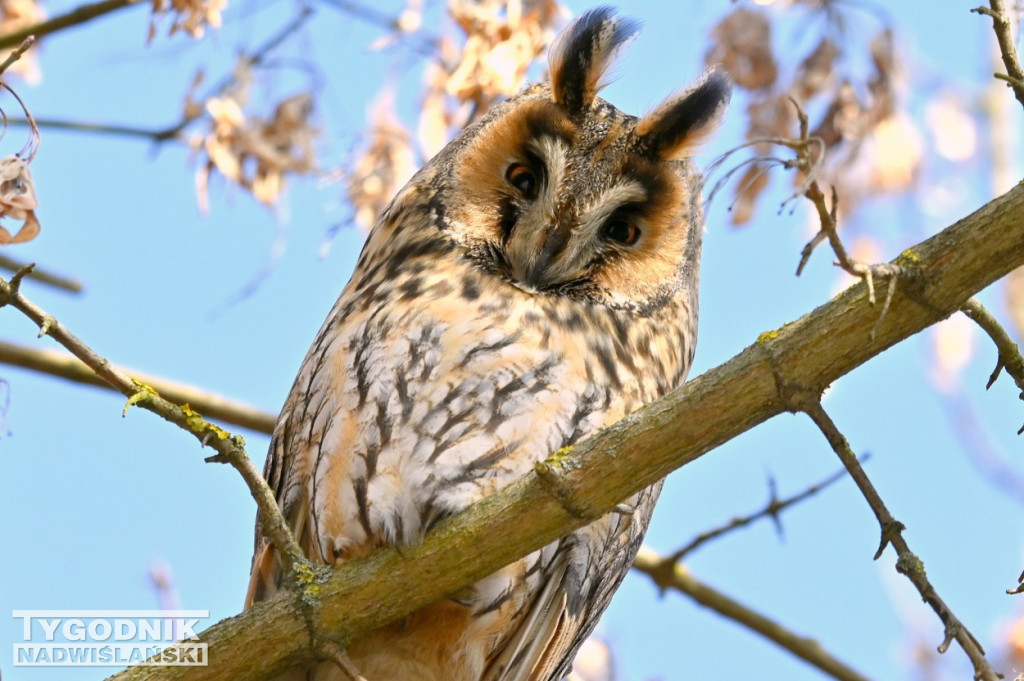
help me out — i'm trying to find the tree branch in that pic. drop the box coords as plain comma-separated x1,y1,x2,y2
150,6,316,143
0,254,82,294
633,548,875,681
94,181,1024,681
664,458,864,564
2,8,317,145
5,116,185,142
961,297,1024,433
0,0,141,52
0,267,303,579
0,339,276,433
974,1,1024,110
793,399,998,679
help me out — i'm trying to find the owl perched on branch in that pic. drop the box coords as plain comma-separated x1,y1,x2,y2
247,6,730,680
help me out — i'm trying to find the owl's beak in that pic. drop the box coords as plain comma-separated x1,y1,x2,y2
513,222,583,293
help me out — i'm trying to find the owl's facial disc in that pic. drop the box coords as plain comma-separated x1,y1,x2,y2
444,42,730,308
501,140,652,293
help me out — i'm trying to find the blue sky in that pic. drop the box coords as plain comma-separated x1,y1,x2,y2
1,1,1022,680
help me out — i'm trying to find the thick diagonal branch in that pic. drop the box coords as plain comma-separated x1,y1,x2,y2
96,178,1024,681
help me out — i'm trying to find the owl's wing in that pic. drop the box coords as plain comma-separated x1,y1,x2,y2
244,366,336,608
486,485,660,681
244,418,310,608
485,552,572,681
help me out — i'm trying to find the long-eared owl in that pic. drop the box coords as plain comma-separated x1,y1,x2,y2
247,7,731,680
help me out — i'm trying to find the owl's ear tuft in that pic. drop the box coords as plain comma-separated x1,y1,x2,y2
549,7,640,114
633,66,732,160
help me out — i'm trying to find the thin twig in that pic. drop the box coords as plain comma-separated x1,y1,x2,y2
5,116,184,141
0,36,35,76
151,6,316,143
793,395,1000,681
665,458,866,563
4,7,316,146
961,297,1024,434
0,268,302,576
633,548,875,681
0,339,276,433
973,2,1024,110
0,0,141,52
784,101,904,336
0,254,82,293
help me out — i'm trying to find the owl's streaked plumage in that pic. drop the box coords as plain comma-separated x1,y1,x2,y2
246,7,730,680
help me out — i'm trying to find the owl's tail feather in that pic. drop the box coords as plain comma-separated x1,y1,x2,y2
245,540,281,608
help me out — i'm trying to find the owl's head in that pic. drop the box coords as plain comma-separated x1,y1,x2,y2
407,7,731,313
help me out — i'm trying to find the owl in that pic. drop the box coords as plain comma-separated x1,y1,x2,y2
246,7,730,681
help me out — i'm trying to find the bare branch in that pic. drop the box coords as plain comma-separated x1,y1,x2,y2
0,254,82,293
633,548,875,681
5,116,185,141
0,339,276,433
0,0,141,52
151,6,316,143
0,267,302,576
961,297,1024,433
1,8,318,146
773,101,905,338
99,179,1024,681
0,36,35,75
793,397,998,680
973,2,1024,110
663,460,864,564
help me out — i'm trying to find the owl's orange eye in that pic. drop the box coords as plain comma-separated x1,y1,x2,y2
605,218,641,246
505,163,539,200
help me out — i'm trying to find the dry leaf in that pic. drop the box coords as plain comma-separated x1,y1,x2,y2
867,29,896,122
347,93,417,231
149,0,227,42
811,81,866,149
706,7,777,90
794,38,837,101
747,95,797,142
0,154,39,244
445,0,562,111
194,88,317,211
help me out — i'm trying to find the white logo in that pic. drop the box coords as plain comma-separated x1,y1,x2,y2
13,610,209,667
